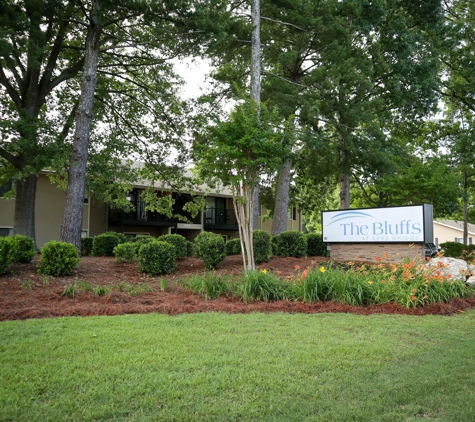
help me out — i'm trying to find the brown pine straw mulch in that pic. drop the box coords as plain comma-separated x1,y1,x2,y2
1,255,475,321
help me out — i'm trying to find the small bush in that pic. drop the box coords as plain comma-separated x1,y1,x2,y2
253,230,272,264
194,232,226,270
131,236,154,254
81,237,94,256
9,235,36,263
440,241,475,260
304,233,328,257
138,241,176,275
272,231,307,258
92,233,124,256
113,242,136,263
159,234,188,259
226,238,241,256
0,237,14,275
38,241,79,276
186,240,194,257
105,231,127,244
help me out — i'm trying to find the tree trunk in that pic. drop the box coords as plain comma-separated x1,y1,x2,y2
252,185,259,230
339,173,350,210
61,1,102,251
463,170,468,244
13,174,37,240
271,158,292,235
234,181,255,271
250,0,261,230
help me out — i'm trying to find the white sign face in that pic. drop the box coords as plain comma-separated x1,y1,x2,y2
322,206,427,243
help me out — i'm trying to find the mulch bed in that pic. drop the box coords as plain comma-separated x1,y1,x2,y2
1,255,475,321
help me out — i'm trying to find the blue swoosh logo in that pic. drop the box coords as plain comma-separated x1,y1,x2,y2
327,211,373,225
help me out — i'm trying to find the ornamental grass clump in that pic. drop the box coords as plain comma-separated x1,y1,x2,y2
281,256,473,309
138,241,176,275
38,241,79,276
184,272,231,299
242,269,287,302
194,231,226,270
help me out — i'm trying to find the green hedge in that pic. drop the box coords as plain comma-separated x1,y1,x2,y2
0,237,14,275
138,241,176,275
38,241,79,276
81,237,94,256
253,230,272,264
113,242,136,263
159,234,188,259
304,233,328,257
272,231,307,258
10,235,36,263
194,232,226,270
130,236,154,254
92,232,125,256
226,238,241,256
440,242,475,260
186,240,195,257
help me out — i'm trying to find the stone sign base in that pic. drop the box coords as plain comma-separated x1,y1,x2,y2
329,243,425,263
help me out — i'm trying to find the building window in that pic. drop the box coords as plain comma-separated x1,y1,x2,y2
0,227,13,237
0,180,12,198
287,207,296,221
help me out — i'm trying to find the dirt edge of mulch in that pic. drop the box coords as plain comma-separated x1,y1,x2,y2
1,255,475,321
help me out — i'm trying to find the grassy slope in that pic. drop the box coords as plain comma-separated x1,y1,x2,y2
1,311,475,421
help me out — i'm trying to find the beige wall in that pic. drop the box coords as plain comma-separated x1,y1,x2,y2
330,243,425,263
257,206,302,233
0,174,89,248
0,193,15,229
433,223,474,246
89,197,108,236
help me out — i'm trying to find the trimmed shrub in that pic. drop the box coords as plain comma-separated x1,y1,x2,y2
226,238,241,256
439,242,466,259
38,241,79,276
0,237,14,275
159,234,188,259
138,241,176,275
81,237,94,256
253,230,272,264
92,232,124,256
304,232,328,257
131,236,154,254
272,230,307,258
186,240,194,257
10,235,36,263
194,231,226,270
113,242,136,263
105,231,127,244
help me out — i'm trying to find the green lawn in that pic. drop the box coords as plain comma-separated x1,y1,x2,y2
1,311,475,421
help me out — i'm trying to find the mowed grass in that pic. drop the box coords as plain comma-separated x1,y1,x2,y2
1,311,475,421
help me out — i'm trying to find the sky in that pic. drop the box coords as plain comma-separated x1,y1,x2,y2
174,58,213,100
